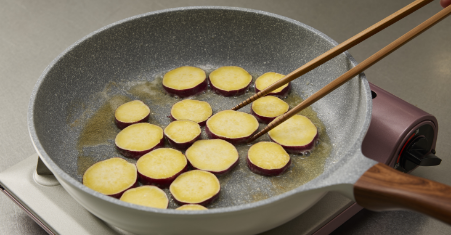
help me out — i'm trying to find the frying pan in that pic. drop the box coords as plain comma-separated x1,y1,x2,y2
28,6,451,235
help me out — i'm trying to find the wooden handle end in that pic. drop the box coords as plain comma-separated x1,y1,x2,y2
354,163,451,224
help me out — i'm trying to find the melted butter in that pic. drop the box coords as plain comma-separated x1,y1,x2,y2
77,95,130,150
251,190,269,202
66,100,86,128
77,156,96,175
128,77,166,101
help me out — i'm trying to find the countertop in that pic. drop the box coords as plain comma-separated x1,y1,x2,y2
1,0,451,234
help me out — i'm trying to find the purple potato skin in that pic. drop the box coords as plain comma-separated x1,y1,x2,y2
138,164,188,188
205,125,257,145
101,178,138,199
250,108,282,124
116,138,165,160
255,82,291,99
165,133,201,150
169,114,208,126
171,189,220,207
163,79,208,98
246,156,291,176
270,133,318,154
115,114,150,130
208,77,251,97
188,157,239,176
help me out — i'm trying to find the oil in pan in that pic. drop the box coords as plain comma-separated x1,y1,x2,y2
73,68,332,209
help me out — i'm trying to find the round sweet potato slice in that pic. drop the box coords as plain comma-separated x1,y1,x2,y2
185,139,239,175
209,66,252,97
251,96,289,124
164,120,201,150
162,66,207,97
83,158,137,198
115,123,164,159
175,204,208,210
114,100,150,129
170,170,220,206
206,110,259,144
170,99,212,126
247,142,291,176
255,72,290,98
120,186,169,209
268,115,318,154
137,148,188,188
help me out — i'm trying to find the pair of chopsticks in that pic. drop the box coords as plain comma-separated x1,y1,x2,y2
233,0,451,143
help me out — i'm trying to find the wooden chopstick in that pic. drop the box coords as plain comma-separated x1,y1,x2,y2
248,4,451,143
232,0,433,111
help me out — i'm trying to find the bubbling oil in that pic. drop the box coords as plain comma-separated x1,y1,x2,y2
76,69,332,208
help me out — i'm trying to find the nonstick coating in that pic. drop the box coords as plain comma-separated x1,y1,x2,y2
29,6,372,216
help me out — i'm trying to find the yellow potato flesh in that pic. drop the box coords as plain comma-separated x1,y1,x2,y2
115,100,150,123
209,66,252,91
164,120,201,143
115,123,163,151
186,139,238,172
120,186,168,209
137,148,187,179
255,72,288,93
163,66,206,90
176,204,208,210
171,99,212,123
252,96,289,117
268,115,317,146
83,158,136,195
207,110,258,138
170,170,220,204
248,142,290,169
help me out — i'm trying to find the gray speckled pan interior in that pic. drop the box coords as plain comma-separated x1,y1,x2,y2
29,7,372,212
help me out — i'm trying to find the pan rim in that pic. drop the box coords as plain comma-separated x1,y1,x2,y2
27,6,372,215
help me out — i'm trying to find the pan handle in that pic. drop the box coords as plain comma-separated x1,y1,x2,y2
354,163,451,224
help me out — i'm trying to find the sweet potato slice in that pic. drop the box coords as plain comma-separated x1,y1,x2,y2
120,186,169,209
185,139,239,175
114,100,150,129
137,148,188,188
175,204,208,210
268,115,318,154
247,142,291,176
115,123,164,159
209,66,252,97
170,99,212,126
251,96,289,124
206,110,259,144
83,158,137,198
164,120,201,150
255,72,290,98
170,170,220,206
162,66,207,97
